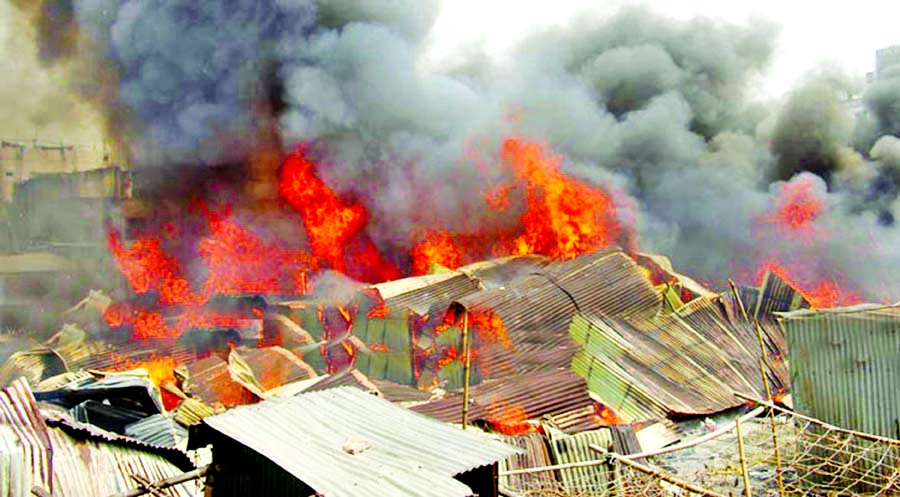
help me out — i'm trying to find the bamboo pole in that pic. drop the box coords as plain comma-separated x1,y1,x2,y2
500,458,611,476
729,279,785,496
109,465,208,497
736,418,753,497
461,310,471,430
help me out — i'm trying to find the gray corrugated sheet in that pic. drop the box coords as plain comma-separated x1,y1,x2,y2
546,426,614,494
412,370,593,426
755,271,810,322
198,387,520,497
42,409,193,468
125,414,188,448
779,304,900,439
498,432,556,494
459,255,552,290
0,379,198,497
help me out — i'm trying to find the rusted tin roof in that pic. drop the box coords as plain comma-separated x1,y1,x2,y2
453,248,662,382
194,387,520,497
570,298,775,421
412,370,593,426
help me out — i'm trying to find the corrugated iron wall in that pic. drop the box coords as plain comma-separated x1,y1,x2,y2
781,308,900,439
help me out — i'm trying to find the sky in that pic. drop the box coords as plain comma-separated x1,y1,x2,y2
427,0,900,98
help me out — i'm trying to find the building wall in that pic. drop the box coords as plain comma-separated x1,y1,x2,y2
455,463,499,497
782,310,900,439
207,435,316,497
876,45,900,80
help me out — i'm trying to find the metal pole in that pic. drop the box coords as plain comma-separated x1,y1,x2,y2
736,418,753,497
461,310,471,429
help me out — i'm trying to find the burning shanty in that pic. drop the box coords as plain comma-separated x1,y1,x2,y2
4,1,900,496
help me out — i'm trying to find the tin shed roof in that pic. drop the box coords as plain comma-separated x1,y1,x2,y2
197,386,521,497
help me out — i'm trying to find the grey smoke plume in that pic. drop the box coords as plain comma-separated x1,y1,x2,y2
17,1,900,300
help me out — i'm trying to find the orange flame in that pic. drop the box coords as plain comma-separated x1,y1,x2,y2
750,175,860,308
495,137,621,259
763,175,825,237
757,260,862,309
199,206,316,296
411,231,462,275
367,300,390,319
279,148,400,282
105,353,176,388
486,400,534,435
468,310,511,348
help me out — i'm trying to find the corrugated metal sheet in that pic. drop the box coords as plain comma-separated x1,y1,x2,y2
0,379,52,493
455,248,662,382
547,427,614,494
779,304,900,439
459,255,552,290
125,414,188,448
412,370,593,426
570,302,771,421
230,346,317,393
543,406,606,434
302,368,381,396
0,379,198,497
755,271,810,322
182,356,255,408
369,378,434,403
199,387,520,497
374,272,482,316
498,432,557,494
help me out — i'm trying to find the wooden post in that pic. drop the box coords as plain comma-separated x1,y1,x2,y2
736,418,753,497
461,310,471,430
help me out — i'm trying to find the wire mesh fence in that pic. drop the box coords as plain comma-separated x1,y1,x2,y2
500,399,900,496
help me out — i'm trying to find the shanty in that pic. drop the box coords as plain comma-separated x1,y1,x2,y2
4,2,900,497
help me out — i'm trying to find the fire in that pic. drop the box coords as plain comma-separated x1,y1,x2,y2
411,231,462,275
757,260,862,309
597,404,622,425
468,310,511,348
107,230,196,306
105,353,177,391
495,137,621,260
749,174,860,308
763,175,825,237
367,300,390,319
485,400,534,435
279,148,400,282
199,206,316,296
409,137,625,272
436,346,460,369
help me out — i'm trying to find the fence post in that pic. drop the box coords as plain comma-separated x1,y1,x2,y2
736,418,752,497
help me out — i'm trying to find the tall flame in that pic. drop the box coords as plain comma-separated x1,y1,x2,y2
279,148,400,282
751,175,860,308
411,137,624,270
497,137,621,259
